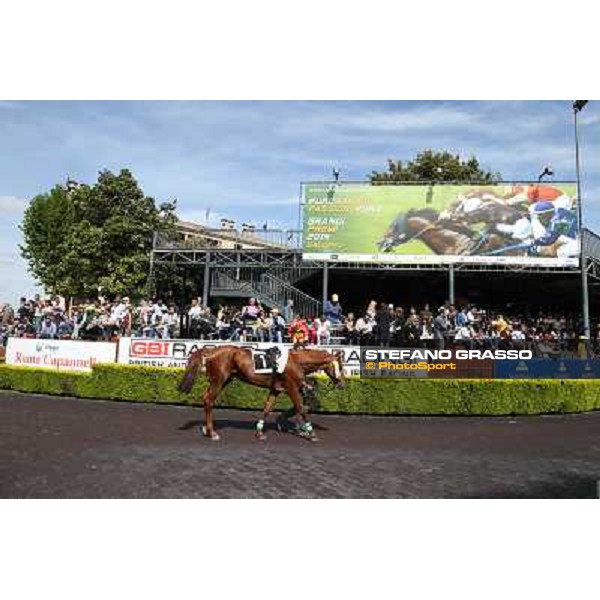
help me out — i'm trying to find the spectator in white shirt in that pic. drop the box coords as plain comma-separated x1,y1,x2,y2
454,323,474,349
188,299,203,337
355,314,375,344
466,307,476,324
188,299,203,321
151,300,167,325
511,327,526,341
111,298,128,324
152,299,167,318
163,306,179,338
316,315,331,345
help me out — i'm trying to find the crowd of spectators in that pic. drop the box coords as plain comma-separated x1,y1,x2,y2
329,299,595,358
0,294,182,345
1,292,597,359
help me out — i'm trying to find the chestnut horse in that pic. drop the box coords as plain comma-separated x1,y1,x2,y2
178,345,345,441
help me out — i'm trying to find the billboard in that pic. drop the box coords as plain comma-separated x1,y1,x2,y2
302,182,579,266
117,338,362,376
6,338,117,372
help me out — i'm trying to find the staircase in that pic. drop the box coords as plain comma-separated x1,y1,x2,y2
210,270,322,317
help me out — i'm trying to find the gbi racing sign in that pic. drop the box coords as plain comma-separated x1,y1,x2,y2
117,338,362,375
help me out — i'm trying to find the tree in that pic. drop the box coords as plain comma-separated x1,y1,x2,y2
20,169,177,300
369,150,502,184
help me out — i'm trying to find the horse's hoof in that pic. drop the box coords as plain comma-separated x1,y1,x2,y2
202,426,220,441
297,430,318,442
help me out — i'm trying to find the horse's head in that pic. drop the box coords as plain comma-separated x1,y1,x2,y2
377,208,439,252
378,213,409,251
324,350,346,389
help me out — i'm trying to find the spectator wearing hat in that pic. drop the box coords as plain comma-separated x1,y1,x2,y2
270,308,286,343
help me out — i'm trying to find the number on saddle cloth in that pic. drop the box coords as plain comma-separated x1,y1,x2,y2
252,350,271,374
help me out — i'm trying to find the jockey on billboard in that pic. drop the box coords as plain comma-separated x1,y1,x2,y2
528,201,579,257
506,184,573,211
491,201,579,258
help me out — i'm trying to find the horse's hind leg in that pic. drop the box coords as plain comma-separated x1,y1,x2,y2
202,381,223,441
256,390,281,441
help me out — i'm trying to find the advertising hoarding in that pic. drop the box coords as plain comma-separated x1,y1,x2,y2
6,338,117,372
117,338,363,376
302,182,579,266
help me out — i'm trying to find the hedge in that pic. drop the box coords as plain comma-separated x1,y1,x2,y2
1,363,600,416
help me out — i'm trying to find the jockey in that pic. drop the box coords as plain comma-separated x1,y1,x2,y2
494,214,533,241
529,201,579,257
265,343,315,402
266,345,289,375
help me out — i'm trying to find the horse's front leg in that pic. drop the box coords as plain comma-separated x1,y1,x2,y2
283,378,318,442
256,389,280,441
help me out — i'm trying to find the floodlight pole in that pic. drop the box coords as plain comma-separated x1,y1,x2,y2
203,251,211,308
574,104,590,338
322,262,329,314
449,263,455,305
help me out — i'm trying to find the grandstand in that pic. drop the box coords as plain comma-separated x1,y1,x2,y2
150,183,600,320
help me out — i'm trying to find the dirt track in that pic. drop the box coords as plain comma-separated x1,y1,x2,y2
2,391,600,498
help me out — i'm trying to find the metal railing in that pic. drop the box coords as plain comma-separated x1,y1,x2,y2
255,273,322,318
264,265,321,285
155,229,303,251
211,272,254,294
210,271,322,317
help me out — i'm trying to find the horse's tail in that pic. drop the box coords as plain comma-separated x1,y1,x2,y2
178,349,206,394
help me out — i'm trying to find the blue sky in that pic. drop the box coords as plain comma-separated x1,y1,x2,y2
1,100,598,305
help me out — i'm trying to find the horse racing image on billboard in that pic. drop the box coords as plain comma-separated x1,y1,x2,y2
302,182,579,266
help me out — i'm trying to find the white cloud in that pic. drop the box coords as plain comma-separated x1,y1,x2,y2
0,195,28,213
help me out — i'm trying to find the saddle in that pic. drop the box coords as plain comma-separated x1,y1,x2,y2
252,347,281,374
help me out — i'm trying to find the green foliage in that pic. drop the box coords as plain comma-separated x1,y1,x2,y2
369,150,502,185
2,364,600,416
19,186,75,295
19,169,177,299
